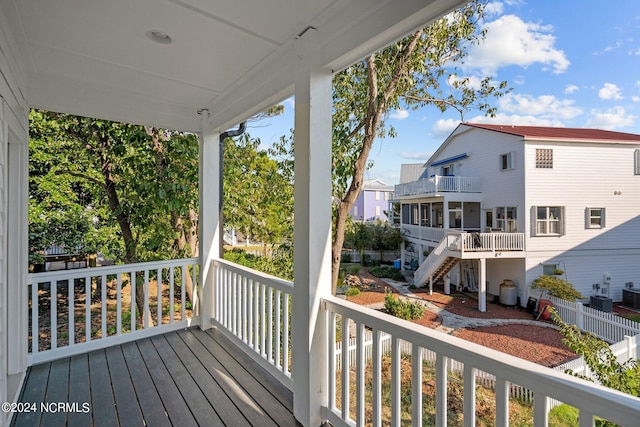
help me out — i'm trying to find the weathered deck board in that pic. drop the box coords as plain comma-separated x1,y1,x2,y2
11,327,298,426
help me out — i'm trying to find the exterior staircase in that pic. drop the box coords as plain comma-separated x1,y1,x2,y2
412,233,462,288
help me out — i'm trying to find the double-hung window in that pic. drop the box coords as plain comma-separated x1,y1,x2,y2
496,207,517,232
586,207,605,229
533,206,564,236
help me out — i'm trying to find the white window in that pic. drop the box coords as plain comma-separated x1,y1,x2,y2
496,207,517,232
384,191,389,201
586,207,605,229
536,149,553,168
543,264,560,276
500,152,514,170
533,206,564,236
441,164,454,175
635,149,640,175
353,206,358,217
375,206,381,217
375,190,380,201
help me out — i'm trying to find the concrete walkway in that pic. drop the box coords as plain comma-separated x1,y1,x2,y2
380,278,557,334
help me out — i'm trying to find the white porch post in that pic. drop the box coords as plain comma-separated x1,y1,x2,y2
478,258,487,312
198,110,221,330
292,28,332,427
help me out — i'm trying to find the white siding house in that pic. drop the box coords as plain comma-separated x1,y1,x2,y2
396,123,640,310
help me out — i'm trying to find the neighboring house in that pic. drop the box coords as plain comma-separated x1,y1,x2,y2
395,123,640,311
349,179,394,222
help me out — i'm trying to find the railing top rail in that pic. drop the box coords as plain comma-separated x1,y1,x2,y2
323,295,640,425
27,257,199,282
213,258,294,292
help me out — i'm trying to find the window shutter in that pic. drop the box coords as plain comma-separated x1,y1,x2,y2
560,207,566,235
635,149,640,175
531,206,537,237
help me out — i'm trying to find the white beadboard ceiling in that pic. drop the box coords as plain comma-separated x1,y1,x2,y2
2,0,466,131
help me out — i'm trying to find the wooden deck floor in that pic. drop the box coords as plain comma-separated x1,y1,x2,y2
11,328,299,426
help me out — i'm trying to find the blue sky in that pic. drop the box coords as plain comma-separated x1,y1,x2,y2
244,0,640,184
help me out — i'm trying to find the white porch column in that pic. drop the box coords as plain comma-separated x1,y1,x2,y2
292,28,332,427
478,258,487,312
198,110,221,330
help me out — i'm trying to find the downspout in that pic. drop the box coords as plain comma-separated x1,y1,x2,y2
219,122,247,255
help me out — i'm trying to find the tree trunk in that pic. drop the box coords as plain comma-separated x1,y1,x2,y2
97,136,153,327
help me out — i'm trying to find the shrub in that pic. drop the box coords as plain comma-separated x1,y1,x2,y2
384,294,425,321
345,287,361,297
347,264,361,275
341,253,352,263
531,275,582,301
369,265,405,281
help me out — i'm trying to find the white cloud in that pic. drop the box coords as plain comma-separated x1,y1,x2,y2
585,106,635,129
432,119,461,138
467,113,565,127
498,93,583,120
598,83,623,100
564,84,579,94
389,109,409,120
485,2,504,16
464,15,570,74
632,96,640,102
399,151,432,160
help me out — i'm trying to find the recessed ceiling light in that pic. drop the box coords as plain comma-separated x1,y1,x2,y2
146,30,172,44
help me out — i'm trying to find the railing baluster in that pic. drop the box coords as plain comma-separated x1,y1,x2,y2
253,280,259,352
533,392,549,427
463,365,476,427
435,354,448,427
68,278,74,346
130,271,136,332
391,336,400,426
260,283,266,357
411,343,422,426
157,268,162,326
168,267,174,324
283,292,289,375
267,286,274,362
31,282,38,354
328,311,337,410
275,289,281,369
86,276,92,341
117,273,122,335
51,280,57,350
143,270,149,329
101,274,107,338
181,265,186,321
341,316,350,421
372,328,381,427
356,323,365,427
495,375,509,427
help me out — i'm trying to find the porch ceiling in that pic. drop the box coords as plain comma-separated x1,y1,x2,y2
2,0,466,132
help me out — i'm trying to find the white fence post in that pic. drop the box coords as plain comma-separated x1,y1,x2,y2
576,301,583,331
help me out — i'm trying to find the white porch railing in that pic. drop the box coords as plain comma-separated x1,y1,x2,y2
461,231,525,252
394,175,481,197
27,258,198,365
211,258,293,389
322,296,640,427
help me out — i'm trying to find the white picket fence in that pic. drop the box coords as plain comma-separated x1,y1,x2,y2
549,295,640,343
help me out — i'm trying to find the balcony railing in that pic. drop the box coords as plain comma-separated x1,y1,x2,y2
322,296,640,427
395,175,481,197
27,258,198,365
211,258,294,389
24,258,640,425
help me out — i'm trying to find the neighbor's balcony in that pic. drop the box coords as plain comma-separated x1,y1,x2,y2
18,258,640,426
394,175,481,198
